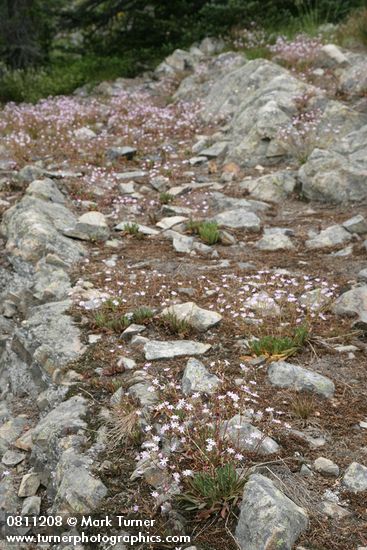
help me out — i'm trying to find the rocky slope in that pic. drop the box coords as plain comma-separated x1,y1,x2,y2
0,36,367,550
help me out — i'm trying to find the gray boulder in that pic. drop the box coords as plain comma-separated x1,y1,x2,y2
52,448,107,514
332,286,367,325
256,232,294,251
64,211,110,241
31,396,88,467
240,171,296,203
213,209,261,231
182,358,220,395
305,224,352,249
1,193,85,264
268,361,335,398
299,124,367,203
235,474,308,550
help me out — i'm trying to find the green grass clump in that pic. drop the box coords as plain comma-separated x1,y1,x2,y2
249,325,309,359
159,192,174,204
198,221,220,245
160,312,193,336
92,311,131,333
177,463,246,516
132,306,154,324
187,219,220,245
123,222,144,239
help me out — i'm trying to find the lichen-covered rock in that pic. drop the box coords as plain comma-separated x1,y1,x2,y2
1,190,85,264
268,361,335,398
182,358,220,395
31,396,88,467
225,415,280,455
235,474,308,550
343,462,367,493
332,286,367,325
5,300,84,395
52,448,107,514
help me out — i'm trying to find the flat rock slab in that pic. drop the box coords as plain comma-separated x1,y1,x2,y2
213,209,261,231
156,216,188,230
235,474,308,550
268,361,335,398
225,415,280,455
182,358,220,395
343,462,367,493
144,340,211,360
161,301,222,331
115,221,159,235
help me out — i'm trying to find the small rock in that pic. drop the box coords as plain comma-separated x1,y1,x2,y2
300,464,313,477
107,146,137,161
18,473,41,497
313,457,339,477
115,221,159,235
219,229,236,245
150,175,169,191
342,214,367,234
343,462,367,493
199,141,228,158
88,334,102,344
74,127,96,140
319,501,351,520
182,358,220,395
116,170,146,181
128,383,158,407
156,216,188,230
120,324,146,341
119,182,135,194
117,357,136,370
167,231,194,253
21,496,41,515
226,415,280,455
161,301,222,331
332,286,367,325
189,156,207,165
317,44,349,68
2,450,26,467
